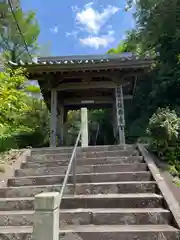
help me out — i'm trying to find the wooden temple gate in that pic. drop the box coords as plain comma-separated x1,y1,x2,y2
9,54,153,147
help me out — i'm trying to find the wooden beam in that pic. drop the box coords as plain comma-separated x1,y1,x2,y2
63,95,133,106
57,71,113,79
40,70,142,81
57,80,130,91
30,68,145,82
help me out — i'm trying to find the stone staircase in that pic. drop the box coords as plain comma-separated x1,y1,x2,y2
0,145,179,239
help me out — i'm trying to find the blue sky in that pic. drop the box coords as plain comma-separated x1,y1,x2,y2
21,0,135,56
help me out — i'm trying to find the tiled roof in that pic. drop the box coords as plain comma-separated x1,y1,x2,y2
8,53,153,67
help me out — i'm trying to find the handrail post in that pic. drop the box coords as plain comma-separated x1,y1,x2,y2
33,192,59,240
72,150,76,194
81,107,88,147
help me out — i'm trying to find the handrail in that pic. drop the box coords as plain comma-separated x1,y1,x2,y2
59,129,81,206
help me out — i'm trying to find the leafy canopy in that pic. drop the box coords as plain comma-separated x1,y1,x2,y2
0,68,31,126
0,6,40,61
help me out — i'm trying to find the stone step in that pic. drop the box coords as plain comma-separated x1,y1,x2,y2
0,225,178,240
0,208,171,226
8,171,152,187
16,163,148,177
59,208,171,225
60,225,179,240
0,194,163,210
61,193,163,209
22,156,144,168
0,181,157,197
31,145,135,155
28,149,139,161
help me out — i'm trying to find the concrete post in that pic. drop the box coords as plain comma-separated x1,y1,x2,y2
33,192,60,240
50,90,57,147
81,107,88,147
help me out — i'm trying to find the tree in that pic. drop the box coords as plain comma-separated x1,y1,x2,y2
0,67,49,151
0,6,40,61
125,0,180,61
0,68,30,125
106,0,180,139
130,0,180,107
107,31,142,54
107,41,131,54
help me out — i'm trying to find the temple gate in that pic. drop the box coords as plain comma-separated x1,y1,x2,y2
9,53,153,147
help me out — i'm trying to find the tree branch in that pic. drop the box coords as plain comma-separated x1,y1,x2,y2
0,33,12,51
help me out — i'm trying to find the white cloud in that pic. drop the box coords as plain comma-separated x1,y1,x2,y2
66,31,78,39
72,5,79,13
67,3,120,49
85,2,94,8
108,30,115,35
50,26,59,34
80,30,115,49
75,3,120,34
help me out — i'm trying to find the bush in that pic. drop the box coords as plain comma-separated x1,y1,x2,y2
147,108,180,178
0,117,49,152
0,68,50,152
147,107,180,152
0,134,18,152
169,165,179,177
164,146,180,163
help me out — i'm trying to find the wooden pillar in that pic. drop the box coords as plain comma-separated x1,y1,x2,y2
115,85,126,146
63,109,68,146
112,102,117,139
59,104,64,145
50,90,57,147
57,104,64,146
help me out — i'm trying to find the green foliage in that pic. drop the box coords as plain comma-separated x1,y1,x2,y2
0,5,51,152
0,68,31,125
0,7,40,61
166,147,180,178
173,177,180,187
147,107,180,177
107,0,180,141
165,146,180,164
147,107,180,149
169,165,179,177
125,0,180,58
24,84,41,94
88,109,114,145
64,109,114,146
0,67,49,152
107,40,136,54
